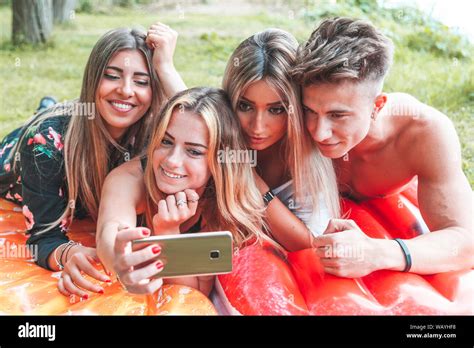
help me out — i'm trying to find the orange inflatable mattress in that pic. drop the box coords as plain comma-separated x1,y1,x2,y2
0,199,216,315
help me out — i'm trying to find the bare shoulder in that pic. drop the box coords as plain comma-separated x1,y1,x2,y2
387,93,461,176
387,92,449,125
104,157,146,197
103,157,146,213
107,157,144,182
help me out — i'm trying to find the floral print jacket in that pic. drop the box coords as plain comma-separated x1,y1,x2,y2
0,115,87,270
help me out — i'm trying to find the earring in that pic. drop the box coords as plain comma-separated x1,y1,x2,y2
371,106,377,120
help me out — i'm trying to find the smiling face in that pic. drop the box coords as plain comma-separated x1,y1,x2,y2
302,80,376,158
236,79,288,151
152,109,211,195
96,49,152,140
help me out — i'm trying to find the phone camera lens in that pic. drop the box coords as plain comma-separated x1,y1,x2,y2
210,250,220,259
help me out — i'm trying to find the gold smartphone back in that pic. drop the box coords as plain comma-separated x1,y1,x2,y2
132,231,233,278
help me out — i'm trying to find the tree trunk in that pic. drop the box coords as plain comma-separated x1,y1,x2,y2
12,0,53,45
53,0,76,23
113,0,133,7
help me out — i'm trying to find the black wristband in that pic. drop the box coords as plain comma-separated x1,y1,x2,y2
394,238,412,272
262,190,275,206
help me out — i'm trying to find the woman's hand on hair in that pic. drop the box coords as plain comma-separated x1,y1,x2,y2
312,219,382,278
57,245,112,299
113,226,164,294
146,22,178,72
146,22,187,97
152,189,200,235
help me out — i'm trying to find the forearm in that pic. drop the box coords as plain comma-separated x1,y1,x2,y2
164,276,199,291
377,226,474,274
47,242,86,272
264,199,314,251
47,242,72,271
96,221,121,274
156,64,187,98
254,175,313,251
164,275,214,296
47,249,60,271
27,232,69,271
198,276,215,296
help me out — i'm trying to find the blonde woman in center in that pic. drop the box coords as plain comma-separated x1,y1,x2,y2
96,87,272,295
222,29,340,250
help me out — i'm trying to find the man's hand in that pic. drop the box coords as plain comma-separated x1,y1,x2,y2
313,218,383,278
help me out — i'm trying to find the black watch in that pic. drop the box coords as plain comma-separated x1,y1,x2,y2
262,190,275,206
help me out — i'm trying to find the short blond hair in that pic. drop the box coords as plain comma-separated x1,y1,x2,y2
292,17,394,85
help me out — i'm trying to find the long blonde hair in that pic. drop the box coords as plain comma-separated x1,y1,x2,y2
12,28,164,233
143,87,271,247
222,28,340,219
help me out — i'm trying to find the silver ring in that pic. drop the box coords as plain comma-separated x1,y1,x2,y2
176,199,187,207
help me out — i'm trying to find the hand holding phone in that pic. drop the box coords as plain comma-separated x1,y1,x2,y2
132,231,233,278
113,226,164,295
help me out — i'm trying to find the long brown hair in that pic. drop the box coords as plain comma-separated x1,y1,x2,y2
13,28,164,233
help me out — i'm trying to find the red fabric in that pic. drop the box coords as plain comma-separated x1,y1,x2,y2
218,243,309,315
219,182,474,315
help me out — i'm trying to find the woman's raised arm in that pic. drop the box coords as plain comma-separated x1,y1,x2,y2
96,158,146,273
146,22,187,98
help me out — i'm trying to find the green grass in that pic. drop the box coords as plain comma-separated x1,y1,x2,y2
0,2,473,186
387,50,474,184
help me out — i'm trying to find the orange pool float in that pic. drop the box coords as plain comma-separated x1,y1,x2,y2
0,200,216,315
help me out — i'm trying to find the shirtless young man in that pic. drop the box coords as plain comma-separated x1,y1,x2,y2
291,17,473,278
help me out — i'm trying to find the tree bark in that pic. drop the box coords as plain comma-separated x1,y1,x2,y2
53,0,76,23
113,0,133,7
12,0,53,45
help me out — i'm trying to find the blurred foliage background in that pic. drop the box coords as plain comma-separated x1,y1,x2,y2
0,0,472,186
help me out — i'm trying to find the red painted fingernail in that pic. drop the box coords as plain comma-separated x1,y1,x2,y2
98,289,104,294
152,246,161,254
105,279,112,283
156,261,164,270
82,294,89,300
142,229,150,236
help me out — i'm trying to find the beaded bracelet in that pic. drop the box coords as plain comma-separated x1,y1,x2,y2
58,242,73,268
63,241,81,266
53,243,68,270
56,241,80,269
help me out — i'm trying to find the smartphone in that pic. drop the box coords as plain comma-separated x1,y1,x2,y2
132,231,233,278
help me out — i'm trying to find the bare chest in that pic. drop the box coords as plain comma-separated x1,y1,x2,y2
335,149,415,200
